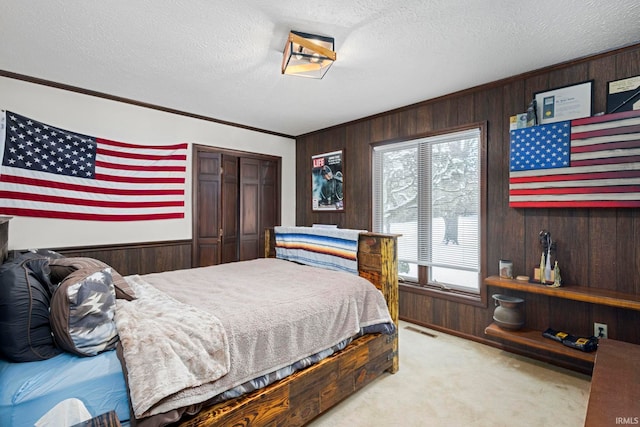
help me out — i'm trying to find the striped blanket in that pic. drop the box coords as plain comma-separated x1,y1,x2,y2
274,226,363,274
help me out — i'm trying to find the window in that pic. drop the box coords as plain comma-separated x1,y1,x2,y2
372,125,484,293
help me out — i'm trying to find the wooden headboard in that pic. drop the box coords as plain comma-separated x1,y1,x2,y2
0,217,10,263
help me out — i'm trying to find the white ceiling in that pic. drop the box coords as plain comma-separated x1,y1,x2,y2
1,1,639,137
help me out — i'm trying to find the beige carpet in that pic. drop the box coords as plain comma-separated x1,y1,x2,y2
308,321,591,427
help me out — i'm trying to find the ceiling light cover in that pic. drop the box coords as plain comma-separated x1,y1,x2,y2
282,31,336,79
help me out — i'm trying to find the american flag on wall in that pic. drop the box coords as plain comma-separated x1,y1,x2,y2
0,110,188,221
509,109,640,208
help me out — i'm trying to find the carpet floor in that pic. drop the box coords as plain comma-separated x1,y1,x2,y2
307,321,591,427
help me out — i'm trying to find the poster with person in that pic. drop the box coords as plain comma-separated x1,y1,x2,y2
311,150,344,211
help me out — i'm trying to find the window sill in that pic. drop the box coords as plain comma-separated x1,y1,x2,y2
400,282,487,308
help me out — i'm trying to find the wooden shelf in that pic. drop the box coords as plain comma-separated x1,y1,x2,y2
483,275,640,369
484,275,640,311
484,323,596,363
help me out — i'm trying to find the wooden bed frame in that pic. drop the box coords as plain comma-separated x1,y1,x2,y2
176,228,399,427
0,219,398,427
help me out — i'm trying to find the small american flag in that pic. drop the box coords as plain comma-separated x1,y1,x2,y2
509,109,640,208
0,110,187,221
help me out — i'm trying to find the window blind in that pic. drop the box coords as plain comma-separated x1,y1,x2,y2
373,128,481,281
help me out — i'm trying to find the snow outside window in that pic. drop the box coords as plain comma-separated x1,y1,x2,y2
372,127,482,292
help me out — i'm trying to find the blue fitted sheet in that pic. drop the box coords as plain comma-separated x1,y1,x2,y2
0,350,130,427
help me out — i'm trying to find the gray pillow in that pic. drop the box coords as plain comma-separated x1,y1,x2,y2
50,267,119,357
48,257,136,301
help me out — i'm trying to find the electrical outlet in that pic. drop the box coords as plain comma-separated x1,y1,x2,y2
594,322,608,339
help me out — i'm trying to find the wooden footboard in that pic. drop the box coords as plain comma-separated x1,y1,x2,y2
179,332,395,426
356,232,399,373
174,228,399,426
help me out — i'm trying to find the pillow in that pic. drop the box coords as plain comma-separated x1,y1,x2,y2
48,257,136,301
0,253,62,362
28,248,66,259
50,267,119,357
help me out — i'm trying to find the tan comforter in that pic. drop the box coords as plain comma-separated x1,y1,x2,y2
117,258,393,420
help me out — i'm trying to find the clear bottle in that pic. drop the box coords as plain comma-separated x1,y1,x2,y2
544,248,552,282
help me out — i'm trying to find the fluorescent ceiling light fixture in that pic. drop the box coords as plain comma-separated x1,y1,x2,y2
282,31,336,79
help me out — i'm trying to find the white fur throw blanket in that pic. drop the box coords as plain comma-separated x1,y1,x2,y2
115,276,230,418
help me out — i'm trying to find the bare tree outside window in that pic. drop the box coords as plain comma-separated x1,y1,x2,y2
432,138,479,246
373,127,482,292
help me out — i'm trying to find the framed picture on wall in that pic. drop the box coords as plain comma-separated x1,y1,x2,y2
534,80,593,124
312,149,344,211
606,75,640,113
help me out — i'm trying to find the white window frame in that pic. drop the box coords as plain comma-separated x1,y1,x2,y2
372,124,486,296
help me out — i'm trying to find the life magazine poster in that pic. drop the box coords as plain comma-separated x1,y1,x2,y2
312,150,344,211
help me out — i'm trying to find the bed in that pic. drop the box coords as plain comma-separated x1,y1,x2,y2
0,220,399,426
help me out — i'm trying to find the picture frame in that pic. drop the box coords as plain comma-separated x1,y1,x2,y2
311,149,344,211
606,75,640,113
534,80,593,124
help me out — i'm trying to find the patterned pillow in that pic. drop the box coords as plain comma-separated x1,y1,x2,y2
48,257,136,300
50,267,119,357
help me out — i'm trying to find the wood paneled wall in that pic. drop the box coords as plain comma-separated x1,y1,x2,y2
54,240,192,276
295,43,640,365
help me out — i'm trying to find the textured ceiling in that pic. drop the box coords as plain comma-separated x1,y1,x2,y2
1,1,639,136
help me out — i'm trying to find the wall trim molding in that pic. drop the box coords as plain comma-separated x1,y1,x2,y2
0,70,294,140
52,238,191,253
298,41,640,138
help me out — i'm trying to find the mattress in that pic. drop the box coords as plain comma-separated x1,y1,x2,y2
0,349,130,427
